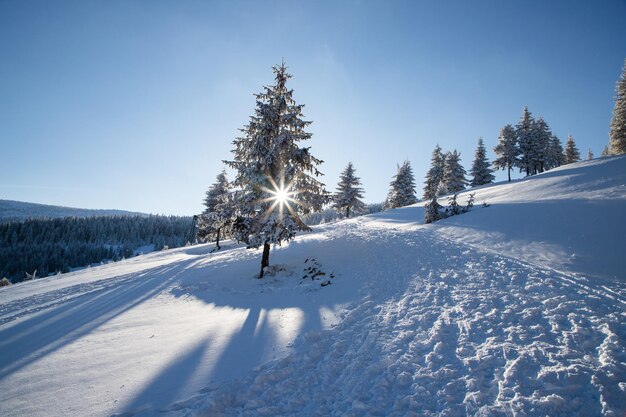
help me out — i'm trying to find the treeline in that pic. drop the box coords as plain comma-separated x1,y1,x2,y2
0,215,195,283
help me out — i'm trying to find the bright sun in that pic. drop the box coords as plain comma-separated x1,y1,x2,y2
273,187,290,205
261,175,298,218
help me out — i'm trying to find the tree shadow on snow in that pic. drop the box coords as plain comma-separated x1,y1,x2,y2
116,306,272,416
0,257,197,380
114,226,415,415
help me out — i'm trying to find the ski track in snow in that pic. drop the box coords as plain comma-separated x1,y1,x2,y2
168,218,625,417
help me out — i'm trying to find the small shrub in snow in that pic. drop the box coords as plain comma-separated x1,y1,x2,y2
0,277,10,287
302,258,335,287
426,192,479,224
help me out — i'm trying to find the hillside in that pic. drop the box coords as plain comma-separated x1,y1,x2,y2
0,199,148,222
0,156,624,417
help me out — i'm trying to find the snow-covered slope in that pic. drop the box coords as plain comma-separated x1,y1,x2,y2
432,155,626,283
0,157,624,417
0,199,147,221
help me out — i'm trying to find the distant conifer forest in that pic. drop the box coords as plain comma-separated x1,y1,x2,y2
0,215,195,283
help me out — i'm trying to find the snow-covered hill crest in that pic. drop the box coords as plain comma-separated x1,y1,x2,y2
431,155,626,282
0,156,624,417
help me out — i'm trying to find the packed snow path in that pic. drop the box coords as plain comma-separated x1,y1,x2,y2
179,217,625,417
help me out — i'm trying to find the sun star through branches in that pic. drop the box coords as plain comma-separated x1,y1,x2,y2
259,174,299,221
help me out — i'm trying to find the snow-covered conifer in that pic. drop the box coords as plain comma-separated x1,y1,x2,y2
464,192,475,212
515,106,537,176
545,135,565,170
333,162,366,218
533,117,552,173
609,59,626,155
225,62,328,277
493,124,518,181
602,145,610,157
564,135,581,164
470,138,495,187
423,144,445,199
196,170,234,249
447,193,461,215
587,149,594,160
385,161,417,209
441,150,466,194
424,195,443,224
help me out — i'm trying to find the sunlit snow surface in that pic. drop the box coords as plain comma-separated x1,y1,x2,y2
1,156,625,416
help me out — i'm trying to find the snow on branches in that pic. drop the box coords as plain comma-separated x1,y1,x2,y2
224,62,328,277
385,161,418,209
333,162,366,218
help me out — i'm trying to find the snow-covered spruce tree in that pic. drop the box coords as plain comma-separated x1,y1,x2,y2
587,149,594,160
545,134,566,170
196,170,234,250
447,193,461,215
532,117,552,173
423,144,445,199
464,192,475,212
225,62,328,278
602,145,610,157
385,161,417,209
438,152,450,195
441,150,466,194
424,195,443,224
609,59,626,155
470,138,495,187
333,162,366,218
564,135,581,164
493,124,518,181
515,106,537,176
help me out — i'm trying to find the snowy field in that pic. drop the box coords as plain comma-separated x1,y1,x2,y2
0,156,625,416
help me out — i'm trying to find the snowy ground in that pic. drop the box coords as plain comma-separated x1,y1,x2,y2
0,156,624,416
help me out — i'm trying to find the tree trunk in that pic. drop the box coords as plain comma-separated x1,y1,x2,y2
507,166,511,182
216,228,221,250
259,242,270,278
346,206,350,218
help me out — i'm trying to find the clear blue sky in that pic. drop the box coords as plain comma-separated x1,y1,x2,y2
2,0,625,215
